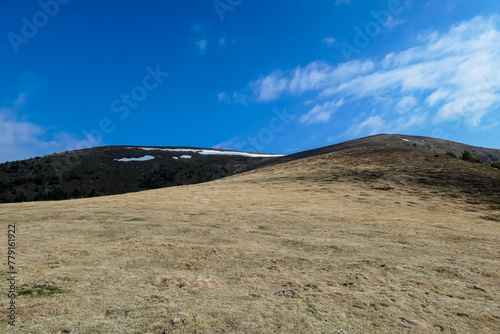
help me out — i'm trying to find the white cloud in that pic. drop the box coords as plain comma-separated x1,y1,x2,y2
197,39,207,51
218,91,247,105
238,15,500,133
232,91,247,104
346,115,386,136
247,60,374,102
14,93,26,108
252,71,289,102
218,92,229,103
213,138,245,151
346,110,428,137
395,95,417,114
190,22,211,54
0,108,44,146
0,93,99,163
322,37,336,46
385,16,404,30
300,99,345,124
426,88,451,107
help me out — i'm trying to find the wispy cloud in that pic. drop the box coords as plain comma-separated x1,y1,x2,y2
322,37,336,46
385,16,405,30
299,99,345,124
197,39,208,51
345,109,428,137
0,91,99,163
395,95,417,114
234,15,500,137
213,138,245,151
217,91,247,104
218,91,229,103
14,93,26,108
249,60,375,102
190,22,211,54
346,115,386,136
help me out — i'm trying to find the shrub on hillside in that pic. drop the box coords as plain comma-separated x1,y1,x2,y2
14,193,28,203
491,162,500,169
34,188,69,201
445,151,458,158
461,150,482,163
63,171,82,182
34,175,45,185
139,167,176,189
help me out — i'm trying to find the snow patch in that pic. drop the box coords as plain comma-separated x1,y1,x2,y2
180,155,192,159
128,147,284,158
115,155,155,162
172,157,179,160
198,150,284,158
402,139,411,142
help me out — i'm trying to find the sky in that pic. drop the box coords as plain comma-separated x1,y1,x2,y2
0,0,499,163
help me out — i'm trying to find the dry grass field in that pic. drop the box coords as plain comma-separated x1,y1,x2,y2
1,146,499,333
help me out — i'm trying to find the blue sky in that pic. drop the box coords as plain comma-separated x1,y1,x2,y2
0,0,499,162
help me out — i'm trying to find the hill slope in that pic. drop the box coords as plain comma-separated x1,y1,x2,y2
1,145,499,333
268,134,500,165
0,146,281,204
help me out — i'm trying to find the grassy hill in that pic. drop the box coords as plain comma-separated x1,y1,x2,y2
266,134,500,165
1,145,499,333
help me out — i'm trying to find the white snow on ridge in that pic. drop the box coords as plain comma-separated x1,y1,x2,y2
198,150,284,158
180,155,192,159
127,147,284,158
115,155,155,162
134,147,158,151
127,147,200,153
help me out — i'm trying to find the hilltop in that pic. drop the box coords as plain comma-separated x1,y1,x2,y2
267,134,500,164
0,146,281,204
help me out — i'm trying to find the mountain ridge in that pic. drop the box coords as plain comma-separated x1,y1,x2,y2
267,134,500,164
0,134,498,204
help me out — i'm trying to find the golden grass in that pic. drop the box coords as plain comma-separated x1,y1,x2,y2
1,147,499,333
